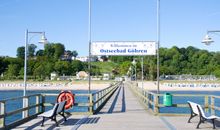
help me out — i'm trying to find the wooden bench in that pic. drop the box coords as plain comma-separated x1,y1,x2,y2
187,101,199,123
38,101,67,127
188,101,220,129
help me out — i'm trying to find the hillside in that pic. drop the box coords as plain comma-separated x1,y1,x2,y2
91,62,118,73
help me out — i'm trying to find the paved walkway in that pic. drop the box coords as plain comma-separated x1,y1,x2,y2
13,82,219,130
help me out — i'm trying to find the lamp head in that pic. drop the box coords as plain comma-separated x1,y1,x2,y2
38,34,48,44
202,34,214,45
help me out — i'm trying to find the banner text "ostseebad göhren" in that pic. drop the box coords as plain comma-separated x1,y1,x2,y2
91,41,156,56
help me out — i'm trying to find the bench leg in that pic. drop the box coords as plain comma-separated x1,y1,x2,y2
197,117,204,129
188,114,197,123
197,120,202,129
212,119,216,129
60,112,67,121
53,116,59,127
41,117,45,127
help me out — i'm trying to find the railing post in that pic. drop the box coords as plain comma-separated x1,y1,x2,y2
98,92,100,108
211,96,215,115
141,89,144,101
89,94,93,114
146,92,149,110
95,94,98,110
101,91,104,104
204,95,209,112
42,95,45,113
104,89,106,100
154,94,159,115
22,97,29,118
0,102,5,128
36,95,40,114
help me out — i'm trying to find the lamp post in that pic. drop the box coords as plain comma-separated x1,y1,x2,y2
141,57,144,89
129,66,132,80
88,0,92,94
23,29,47,118
132,59,137,81
202,30,220,45
157,0,160,94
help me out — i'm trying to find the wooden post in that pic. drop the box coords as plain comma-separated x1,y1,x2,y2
98,92,101,108
101,91,104,104
95,94,98,110
104,89,106,100
146,92,149,109
0,102,5,127
42,95,45,113
36,95,40,114
154,94,159,115
89,94,93,114
23,97,29,118
150,93,152,109
204,95,209,112
142,89,144,101
211,96,215,115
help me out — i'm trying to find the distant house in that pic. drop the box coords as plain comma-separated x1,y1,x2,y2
75,56,88,62
103,73,110,80
76,71,88,80
75,56,98,62
50,72,58,80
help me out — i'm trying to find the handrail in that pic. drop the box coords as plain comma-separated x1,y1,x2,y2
128,81,220,116
0,81,121,129
0,94,42,129
92,82,121,114
0,94,41,102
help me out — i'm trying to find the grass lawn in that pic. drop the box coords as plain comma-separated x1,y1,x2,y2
91,61,118,73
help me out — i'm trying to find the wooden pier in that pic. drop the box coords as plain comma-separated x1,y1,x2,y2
11,82,219,130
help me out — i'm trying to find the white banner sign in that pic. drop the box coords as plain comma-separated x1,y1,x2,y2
91,41,156,56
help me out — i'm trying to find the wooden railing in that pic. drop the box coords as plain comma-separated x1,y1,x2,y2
92,81,121,114
0,82,121,130
0,94,42,130
128,81,220,116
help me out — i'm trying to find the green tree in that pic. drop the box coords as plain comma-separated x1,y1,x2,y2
54,43,65,59
36,49,44,56
71,60,84,74
19,68,24,77
17,46,25,59
214,67,220,77
0,57,7,75
33,64,46,80
109,56,133,63
54,61,70,75
5,64,19,79
149,59,156,80
72,50,78,58
44,62,54,77
100,56,108,61
119,61,131,75
28,44,37,57
44,44,55,58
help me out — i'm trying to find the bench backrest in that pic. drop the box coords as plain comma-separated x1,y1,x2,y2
187,101,199,115
197,104,206,118
56,101,66,114
51,103,59,116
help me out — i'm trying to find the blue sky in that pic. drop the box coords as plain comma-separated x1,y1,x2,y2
0,0,220,57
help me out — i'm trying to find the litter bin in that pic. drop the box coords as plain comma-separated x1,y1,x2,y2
163,93,172,106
